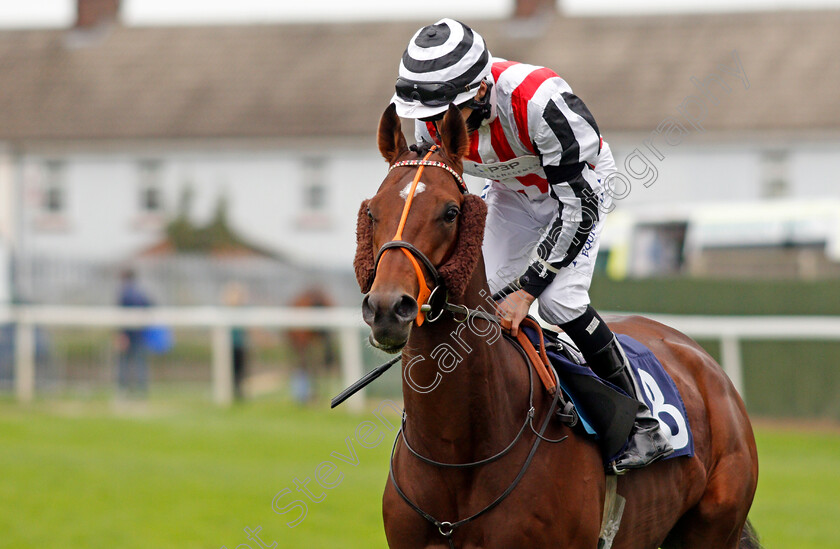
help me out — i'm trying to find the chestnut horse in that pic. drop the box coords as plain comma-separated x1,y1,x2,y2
355,103,759,548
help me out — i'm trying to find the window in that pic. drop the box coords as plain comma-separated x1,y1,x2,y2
42,161,65,214
629,222,688,277
138,160,163,213
304,183,326,211
760,150,789,199
302,157,327,212
34,160,70,232
296,157,331,231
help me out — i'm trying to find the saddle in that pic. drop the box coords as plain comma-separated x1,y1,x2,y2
501,316,639,461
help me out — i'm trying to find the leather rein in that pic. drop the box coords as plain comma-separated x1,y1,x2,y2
374,148,572,547
390,339,568,548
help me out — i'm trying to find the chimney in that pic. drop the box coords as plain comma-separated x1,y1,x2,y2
513,0,557,19
75,0,120,29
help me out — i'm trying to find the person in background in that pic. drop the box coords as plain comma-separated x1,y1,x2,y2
288,287,336,404
223,282,249,401
117,268,151,397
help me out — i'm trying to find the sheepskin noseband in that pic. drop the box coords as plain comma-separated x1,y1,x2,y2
353,194,487,298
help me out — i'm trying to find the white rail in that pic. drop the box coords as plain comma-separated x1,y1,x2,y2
637,313,840,396
0,305,367,409
2,305,840,407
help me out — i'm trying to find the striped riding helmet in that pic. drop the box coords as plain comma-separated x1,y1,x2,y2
392,18,492,119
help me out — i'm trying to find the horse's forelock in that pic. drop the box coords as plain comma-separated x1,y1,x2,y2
408,141,436,157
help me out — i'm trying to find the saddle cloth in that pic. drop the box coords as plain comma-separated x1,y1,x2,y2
522,326,695,463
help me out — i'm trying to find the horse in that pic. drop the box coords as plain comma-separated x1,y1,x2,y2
287,287,337,401
354,102,760,548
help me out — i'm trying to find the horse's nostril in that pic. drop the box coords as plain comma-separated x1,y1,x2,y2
393,295,418,323
362,294,376,325
363,292,417,326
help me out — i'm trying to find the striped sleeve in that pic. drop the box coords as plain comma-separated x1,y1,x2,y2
519,167,601,298
515,79,604,298
533,87,601,168
538,168,600,268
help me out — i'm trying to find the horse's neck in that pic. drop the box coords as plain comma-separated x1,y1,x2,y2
401,264,528,460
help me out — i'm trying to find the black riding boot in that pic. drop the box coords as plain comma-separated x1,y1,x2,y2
559,306,673,474
588,336,674,474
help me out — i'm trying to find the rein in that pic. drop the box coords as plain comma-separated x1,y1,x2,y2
370,147,573,546
389,338,567,548
374,145,467,326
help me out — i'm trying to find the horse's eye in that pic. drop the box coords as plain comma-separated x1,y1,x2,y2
367,208,374,221
443,206,460,223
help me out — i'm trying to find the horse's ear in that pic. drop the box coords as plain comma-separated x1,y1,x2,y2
378,103,408,165
438,103,469,170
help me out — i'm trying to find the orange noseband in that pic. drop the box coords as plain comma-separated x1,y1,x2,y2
377,147,437,326
373,146,467,326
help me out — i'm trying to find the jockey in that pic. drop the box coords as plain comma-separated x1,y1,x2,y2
391,18,672,473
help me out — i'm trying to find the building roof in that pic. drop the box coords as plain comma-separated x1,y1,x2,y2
1,10,838,142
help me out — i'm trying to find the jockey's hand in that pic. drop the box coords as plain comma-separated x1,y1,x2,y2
495,289,536,336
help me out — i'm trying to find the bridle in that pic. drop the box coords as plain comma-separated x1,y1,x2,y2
390,338,569,549
371,150,574,548
372,145,483,326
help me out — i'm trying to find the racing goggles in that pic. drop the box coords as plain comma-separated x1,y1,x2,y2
395,77,482,107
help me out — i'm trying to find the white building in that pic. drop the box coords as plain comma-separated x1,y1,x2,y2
1,2,839,304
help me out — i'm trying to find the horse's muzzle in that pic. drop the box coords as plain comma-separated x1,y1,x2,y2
362,291,418,353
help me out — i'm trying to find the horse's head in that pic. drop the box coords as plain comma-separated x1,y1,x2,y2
355,103,487,353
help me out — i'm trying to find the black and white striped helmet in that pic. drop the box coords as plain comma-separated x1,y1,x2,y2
392,18,492,119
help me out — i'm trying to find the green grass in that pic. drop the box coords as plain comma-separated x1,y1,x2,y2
0,398,395,549
750,424,840,548
0,398,838,548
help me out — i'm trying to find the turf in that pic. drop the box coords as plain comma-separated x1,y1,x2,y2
749,424,840,548
0,398,837,549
